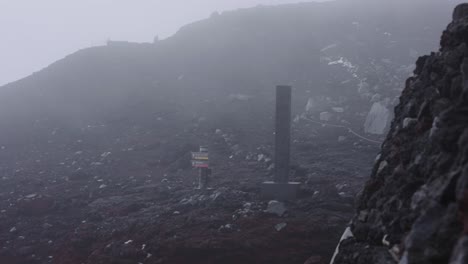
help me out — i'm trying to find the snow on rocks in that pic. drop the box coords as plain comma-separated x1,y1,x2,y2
332,107,344,113
228,94,253,101
320,112,333,122
101,152,112,159
306,98,316,112
364,101,390,135
25,193,38,199
330,227,354,264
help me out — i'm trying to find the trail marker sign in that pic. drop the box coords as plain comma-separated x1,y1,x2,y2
192,152,209,160
192,160,209,168
192,146,210,189
191,152,209,168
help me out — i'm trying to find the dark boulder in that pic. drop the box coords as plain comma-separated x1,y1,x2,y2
453,3,468,20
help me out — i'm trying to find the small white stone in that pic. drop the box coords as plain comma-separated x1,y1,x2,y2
25,193,37,199
101,152,112,158
332,107,344,113
275,223,287,232
265,201,286,217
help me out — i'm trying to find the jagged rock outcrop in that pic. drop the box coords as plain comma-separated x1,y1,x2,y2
333,4,468,264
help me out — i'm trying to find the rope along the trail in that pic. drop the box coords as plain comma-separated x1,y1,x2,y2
301,116,383,145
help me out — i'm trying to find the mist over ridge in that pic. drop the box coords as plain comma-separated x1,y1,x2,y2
1,1,468,264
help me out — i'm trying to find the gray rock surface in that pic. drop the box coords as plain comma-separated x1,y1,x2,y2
334,4,468,264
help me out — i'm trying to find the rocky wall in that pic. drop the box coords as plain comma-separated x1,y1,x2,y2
333,4,468,264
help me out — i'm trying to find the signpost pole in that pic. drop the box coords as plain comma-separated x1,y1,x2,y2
199,166,209,190
193,146,210,190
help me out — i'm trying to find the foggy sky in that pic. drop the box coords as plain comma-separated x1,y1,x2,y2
0,0,330,86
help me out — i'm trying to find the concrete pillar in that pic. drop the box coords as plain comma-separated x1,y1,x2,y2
275,85,292,183
261,85,300,201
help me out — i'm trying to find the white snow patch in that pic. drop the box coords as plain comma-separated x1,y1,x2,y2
305,98,315,112
332,107,344,113
364,102,390,135
101,152,112,158
25,193,37,199
228,94,252,101
382,234,391,246
320,112,333,121
321,43,338,52
330,227,354,264
328,57,355,70
377,161,388,175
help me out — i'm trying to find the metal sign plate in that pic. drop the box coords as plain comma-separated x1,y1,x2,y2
191,152,209,161
192,160,209,168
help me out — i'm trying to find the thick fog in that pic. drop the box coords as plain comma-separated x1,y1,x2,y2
1,0,468,263
0,0,331,86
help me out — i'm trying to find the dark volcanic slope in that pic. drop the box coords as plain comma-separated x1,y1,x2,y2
0,0,461,142
334,4,468,264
